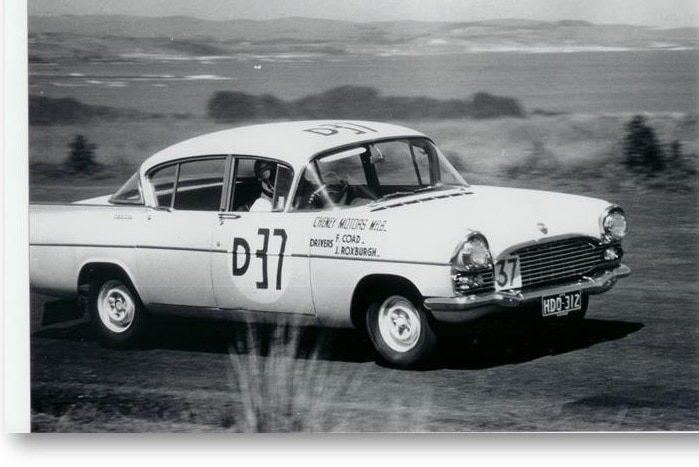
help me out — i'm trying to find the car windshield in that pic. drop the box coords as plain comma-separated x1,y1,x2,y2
292,137,468,210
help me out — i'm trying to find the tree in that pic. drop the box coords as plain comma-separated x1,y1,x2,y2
623,115,665,175
65,134,101,174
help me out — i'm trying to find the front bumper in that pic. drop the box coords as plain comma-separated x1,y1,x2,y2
424,264,630,323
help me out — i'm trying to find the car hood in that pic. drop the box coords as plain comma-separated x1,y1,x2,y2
357,185,612,262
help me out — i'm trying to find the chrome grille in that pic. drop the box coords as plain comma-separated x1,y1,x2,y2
480,270,495,289
514,237,605,288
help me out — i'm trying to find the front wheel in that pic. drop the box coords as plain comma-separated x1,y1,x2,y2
89,276,148,347
366,293,437,369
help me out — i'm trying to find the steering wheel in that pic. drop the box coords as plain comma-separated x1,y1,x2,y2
305,181,349,209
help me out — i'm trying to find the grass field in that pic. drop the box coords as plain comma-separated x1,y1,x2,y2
26,112,699,432
28,182,699,432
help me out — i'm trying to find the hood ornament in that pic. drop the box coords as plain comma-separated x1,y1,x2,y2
537,222,549,235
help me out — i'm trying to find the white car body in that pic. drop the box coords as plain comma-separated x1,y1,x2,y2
29,120,630,367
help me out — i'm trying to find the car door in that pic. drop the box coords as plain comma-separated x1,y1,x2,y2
210,157,314,315
136,156,229,308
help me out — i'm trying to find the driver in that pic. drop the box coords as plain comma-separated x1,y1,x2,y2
250,159,277,212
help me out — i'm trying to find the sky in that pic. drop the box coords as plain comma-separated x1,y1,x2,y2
26,0,699,28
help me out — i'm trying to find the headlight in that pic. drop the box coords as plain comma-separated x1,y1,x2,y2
451,233,493,295
602,207,627,241
452,233,493,272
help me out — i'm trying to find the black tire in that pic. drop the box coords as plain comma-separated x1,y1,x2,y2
365,292,437,369
88,274,148,347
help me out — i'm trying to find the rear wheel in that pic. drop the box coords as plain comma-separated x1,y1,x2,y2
366,292,437,369
89,275,148,347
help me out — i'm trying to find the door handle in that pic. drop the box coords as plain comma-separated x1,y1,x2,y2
218,212,241,222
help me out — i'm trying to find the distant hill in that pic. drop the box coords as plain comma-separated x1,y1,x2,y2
28,86,525,125
27,15,698,62
28,95,167,125
207,86,525,121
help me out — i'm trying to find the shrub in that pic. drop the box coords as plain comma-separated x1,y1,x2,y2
469,92,525,119
622,115,665,176
65,134,102,175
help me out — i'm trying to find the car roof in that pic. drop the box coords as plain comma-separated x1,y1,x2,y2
140,120,427,174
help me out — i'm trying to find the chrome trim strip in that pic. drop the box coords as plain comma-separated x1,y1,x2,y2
32,202,147,208
306,254,449,267
30,243,137,250
136,245,211,253
29,243,448,267
30,243,211,254
425,264,630,312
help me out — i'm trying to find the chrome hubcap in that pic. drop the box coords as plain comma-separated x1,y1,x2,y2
377,296,421,353
97,281,135,333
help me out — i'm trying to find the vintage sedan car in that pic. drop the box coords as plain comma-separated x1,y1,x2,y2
30,120,630,368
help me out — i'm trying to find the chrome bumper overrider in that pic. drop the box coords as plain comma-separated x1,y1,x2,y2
424,264,630,320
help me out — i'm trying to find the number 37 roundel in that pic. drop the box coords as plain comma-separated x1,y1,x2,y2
232,228,288,290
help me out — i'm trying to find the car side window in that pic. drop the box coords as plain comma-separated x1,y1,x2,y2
229,157,292,213
149,165,177,208
173,158,226,211
148,157,227,211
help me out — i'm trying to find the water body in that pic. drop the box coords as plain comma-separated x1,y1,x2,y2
29,50,698,116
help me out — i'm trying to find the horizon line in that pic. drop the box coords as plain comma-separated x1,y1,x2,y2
26,13,688,30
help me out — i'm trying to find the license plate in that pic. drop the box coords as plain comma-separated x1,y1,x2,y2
541,290,582,317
